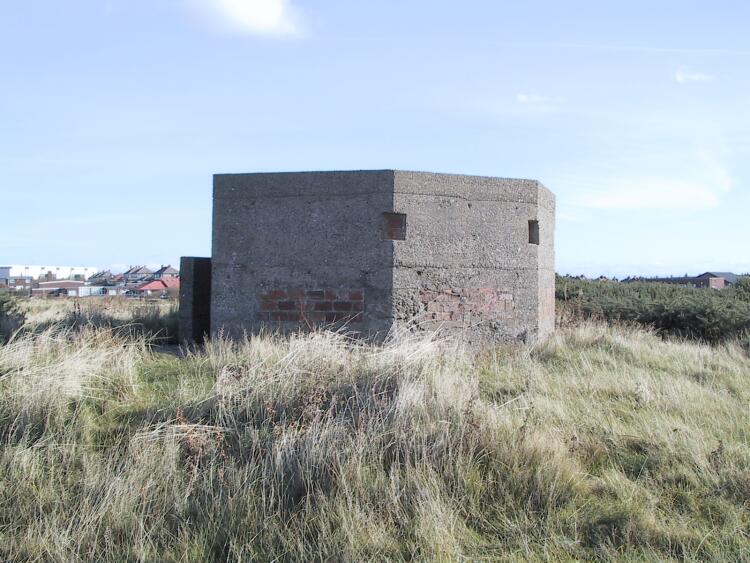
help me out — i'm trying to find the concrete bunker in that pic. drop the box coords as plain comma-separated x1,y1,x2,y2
180,170,555,343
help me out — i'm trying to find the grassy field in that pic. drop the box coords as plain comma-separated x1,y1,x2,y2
1,297,749,561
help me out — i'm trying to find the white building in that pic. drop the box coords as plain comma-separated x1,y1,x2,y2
0,265,99,285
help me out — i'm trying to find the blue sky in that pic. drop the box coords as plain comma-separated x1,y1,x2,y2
1,0,748,276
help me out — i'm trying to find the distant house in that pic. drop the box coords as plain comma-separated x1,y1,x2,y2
122,266,153,283
33,281,125,297
697,272,741,287
78,286,127,297
2,276,34,291
635,276,724,289
632,272,742,290
152,265,179,280
132,277,180,298
32,280,86,297
88,270,114,286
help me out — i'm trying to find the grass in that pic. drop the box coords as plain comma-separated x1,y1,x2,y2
1,299,749,561
9,296,179,344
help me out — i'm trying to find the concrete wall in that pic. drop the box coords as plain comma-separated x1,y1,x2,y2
211,171,395,338
535,184,556,339
205,170,555,343
391,171,555,342
180,257,212,343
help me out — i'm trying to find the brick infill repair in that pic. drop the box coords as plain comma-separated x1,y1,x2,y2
419,287,513,323
257,288,364,323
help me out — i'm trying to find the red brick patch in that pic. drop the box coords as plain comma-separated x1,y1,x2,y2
419,287,513,324
333,301,352,311
256,288,365,324
267,290,287,299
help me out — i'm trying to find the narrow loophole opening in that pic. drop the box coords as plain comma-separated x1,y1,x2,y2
383,213,407,240
528,220,540,245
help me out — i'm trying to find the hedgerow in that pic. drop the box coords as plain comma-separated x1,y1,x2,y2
556,275,750,342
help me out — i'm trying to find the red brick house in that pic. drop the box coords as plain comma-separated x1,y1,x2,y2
133,277,180,297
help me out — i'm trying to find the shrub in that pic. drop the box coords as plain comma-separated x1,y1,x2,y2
733,276,750,300
556,276,750,343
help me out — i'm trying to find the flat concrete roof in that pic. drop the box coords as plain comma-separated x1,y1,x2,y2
213,169,540,183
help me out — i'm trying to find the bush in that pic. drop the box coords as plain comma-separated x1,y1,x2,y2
734,276,750,299
556,276,750,343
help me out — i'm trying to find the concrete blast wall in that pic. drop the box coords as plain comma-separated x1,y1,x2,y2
181,170,555,344
179,257,212,343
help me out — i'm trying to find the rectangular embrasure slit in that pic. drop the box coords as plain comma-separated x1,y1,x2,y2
383,212,407,240
528,220,539,245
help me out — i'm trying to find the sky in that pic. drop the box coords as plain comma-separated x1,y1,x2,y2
1,0,749,277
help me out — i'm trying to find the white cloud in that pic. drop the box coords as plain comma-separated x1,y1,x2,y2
581,180,720,210
675,69,714,83
573,153,733,211
510,93,563,114
189,0,302,36
516,93,550,104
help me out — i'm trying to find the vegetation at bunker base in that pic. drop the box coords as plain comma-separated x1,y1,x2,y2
1,299,749,561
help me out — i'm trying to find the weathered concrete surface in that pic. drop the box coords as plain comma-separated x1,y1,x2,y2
179,257,212,343
197,170,555,343
391,171,555,342
211,171,394,338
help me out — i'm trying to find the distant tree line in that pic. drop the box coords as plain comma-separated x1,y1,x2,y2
556,275,750,343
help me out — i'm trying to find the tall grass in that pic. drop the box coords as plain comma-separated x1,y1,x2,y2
1,305,749,560
8,297,179,344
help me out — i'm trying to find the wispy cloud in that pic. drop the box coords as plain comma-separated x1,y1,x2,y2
675,69,714,83
571,152,733,211
512,93,563,114
516,93,549,104
581,180,720,210
507,41,750,57
188,0,302,36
